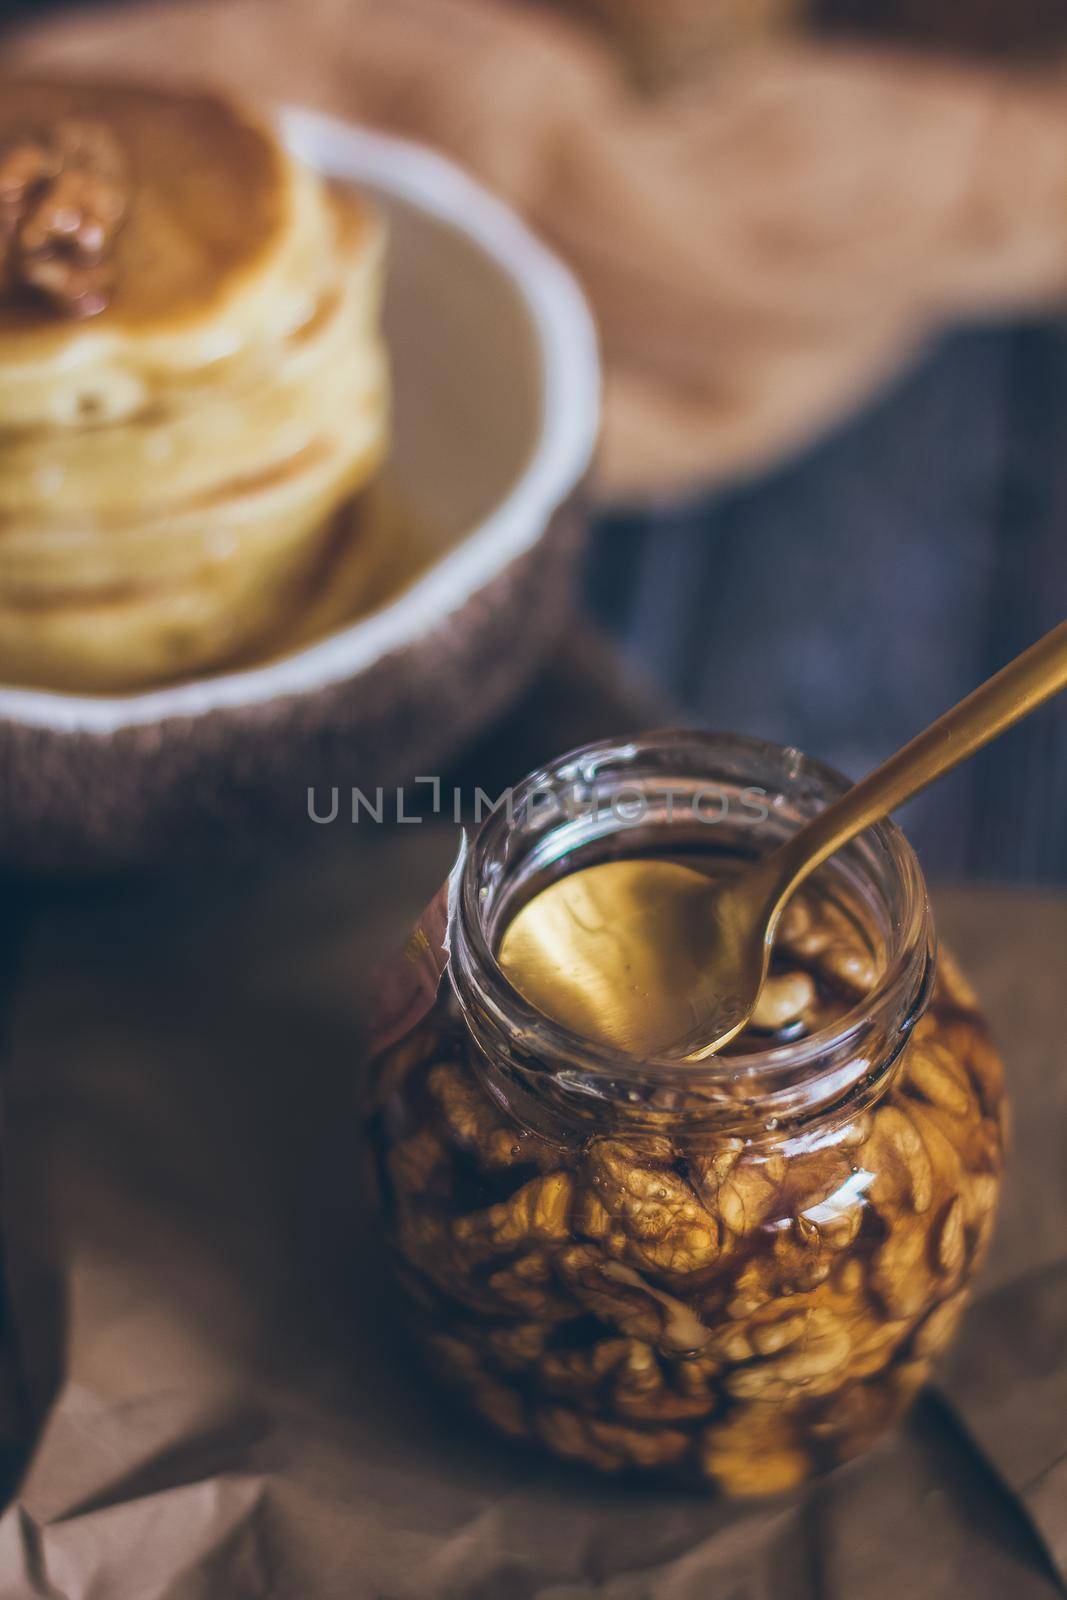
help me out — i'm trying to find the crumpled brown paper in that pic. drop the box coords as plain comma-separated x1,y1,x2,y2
0,800,1064,1598
7,0,1067,500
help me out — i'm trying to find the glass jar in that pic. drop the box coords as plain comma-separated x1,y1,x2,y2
365,733,1007,1495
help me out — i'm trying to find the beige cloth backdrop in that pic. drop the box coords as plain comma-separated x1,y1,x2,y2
8,0,1067,500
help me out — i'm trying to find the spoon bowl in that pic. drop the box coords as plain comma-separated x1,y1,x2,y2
498,857,771,1057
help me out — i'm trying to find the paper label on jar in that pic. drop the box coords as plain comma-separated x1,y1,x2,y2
368,835,467,1056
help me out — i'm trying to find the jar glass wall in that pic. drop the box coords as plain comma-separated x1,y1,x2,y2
365,733,1007,1495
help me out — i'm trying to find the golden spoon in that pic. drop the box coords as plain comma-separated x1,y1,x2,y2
499,618,1067,1059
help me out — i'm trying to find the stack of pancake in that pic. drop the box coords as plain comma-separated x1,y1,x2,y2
0,80,388,692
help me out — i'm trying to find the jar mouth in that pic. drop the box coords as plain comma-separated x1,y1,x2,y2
450,731,935,1116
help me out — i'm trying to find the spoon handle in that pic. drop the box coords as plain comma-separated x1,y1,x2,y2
768,616,1067,897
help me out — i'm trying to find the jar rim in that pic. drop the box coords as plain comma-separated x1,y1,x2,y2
450,730,935,1102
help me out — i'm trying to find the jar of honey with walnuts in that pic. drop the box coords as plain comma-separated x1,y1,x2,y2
365,732,1006,1495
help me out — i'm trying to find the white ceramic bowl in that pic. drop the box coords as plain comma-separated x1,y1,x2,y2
0,110,600,869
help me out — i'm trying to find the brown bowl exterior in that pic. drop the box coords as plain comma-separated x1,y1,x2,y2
0,502,583,871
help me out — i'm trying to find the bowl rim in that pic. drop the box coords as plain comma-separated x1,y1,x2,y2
0,107,600,734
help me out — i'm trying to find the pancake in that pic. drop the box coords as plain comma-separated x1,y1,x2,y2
0,79,390,691
0,431,387,689
0,388,387,597
0,81,293,333
0,203,386,524
0,477,408,694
